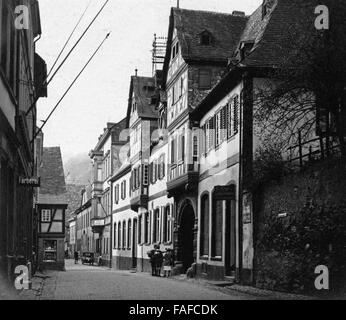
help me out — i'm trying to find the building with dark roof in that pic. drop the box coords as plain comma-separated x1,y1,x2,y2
0,0,47,284
109,1,325,286
36,147,67,271
89,118,127,267
189,0,323,284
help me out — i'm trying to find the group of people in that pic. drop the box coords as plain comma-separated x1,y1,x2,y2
148,245,174,277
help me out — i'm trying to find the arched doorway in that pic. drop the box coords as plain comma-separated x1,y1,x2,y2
179,203,195,272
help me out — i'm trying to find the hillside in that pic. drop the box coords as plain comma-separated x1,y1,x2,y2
64,154,92,186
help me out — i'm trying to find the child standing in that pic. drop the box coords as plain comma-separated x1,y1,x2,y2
163,249,174,277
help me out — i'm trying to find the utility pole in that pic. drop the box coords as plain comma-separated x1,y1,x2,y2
177,0,180,9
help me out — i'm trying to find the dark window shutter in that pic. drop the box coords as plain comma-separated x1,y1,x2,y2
234,95,239,134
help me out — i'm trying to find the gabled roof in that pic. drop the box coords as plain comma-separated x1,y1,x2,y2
240,0,317,67
163,8,248,72
126,76,158,127
192,0,319,120
38,147,67,205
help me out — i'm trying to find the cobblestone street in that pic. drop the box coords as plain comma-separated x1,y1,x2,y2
38,260,260,300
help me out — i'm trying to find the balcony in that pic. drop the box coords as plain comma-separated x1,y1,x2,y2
167,162,199,197
91,217,105,234
130,187,148,211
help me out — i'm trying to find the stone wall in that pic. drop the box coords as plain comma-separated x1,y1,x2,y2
253,157,346,295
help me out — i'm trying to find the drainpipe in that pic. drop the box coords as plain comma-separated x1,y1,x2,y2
238,75,245,284
109,180,113,269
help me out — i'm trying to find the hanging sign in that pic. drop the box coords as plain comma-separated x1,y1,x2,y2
19,177,41,187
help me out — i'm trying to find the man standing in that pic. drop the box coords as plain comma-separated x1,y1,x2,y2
74,251,79,264
154,245,163,277
147,246,157,276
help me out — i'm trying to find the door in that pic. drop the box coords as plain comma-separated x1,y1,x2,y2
225,200,236,276
180,204,195,272
132,219,138,268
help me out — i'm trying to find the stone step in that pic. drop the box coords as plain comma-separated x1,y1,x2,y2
207,277,235,287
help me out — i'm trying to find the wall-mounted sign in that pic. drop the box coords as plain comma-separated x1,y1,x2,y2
91,218,105,227
213,185,236,200
19,176,40,187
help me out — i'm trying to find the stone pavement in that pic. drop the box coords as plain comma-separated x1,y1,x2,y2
15,260,318,300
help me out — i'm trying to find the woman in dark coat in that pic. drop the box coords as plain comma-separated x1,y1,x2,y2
147,246,157,276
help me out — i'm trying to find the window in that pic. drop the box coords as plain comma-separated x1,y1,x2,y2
171,138,176,165
163,206,172,243
122,221,126,249
215,112,221,147
127,220,132,249
180,77,184,98
200,31,212,46
198,70,211,90
153,209,160,243
171,42,179,60
114,223,117,248
41,210,51,222
118,223,121,249
144,212,150,244
121,181,127,200
43,240,57,262
201,33,211,46
138,215,142,244
212,198,223,258
208,117,215,150
181,134,185,162
200,195,210,256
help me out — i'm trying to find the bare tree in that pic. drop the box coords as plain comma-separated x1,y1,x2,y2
254,0,346,158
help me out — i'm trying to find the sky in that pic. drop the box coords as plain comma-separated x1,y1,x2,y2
37,0,262,163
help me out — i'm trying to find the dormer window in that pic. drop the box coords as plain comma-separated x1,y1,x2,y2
132,101,137,113
239,41,255,61
199,30,212,46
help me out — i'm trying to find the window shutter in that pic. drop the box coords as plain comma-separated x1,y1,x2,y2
181,135,185,162
129,177,132,197
162,155,166,178
209,117,215,149
234,95,239,134
227,101,232,138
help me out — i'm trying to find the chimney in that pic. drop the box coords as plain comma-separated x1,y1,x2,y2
135,68,138,77
232,11,245,17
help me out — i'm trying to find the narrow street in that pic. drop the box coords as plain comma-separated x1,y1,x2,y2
39,260,259,300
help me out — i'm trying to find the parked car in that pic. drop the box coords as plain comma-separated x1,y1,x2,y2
81,252,95,265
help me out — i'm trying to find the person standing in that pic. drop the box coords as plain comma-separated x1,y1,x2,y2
147,246,157,276
74,251,79,264
163,249,174,277
154,245,163,277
